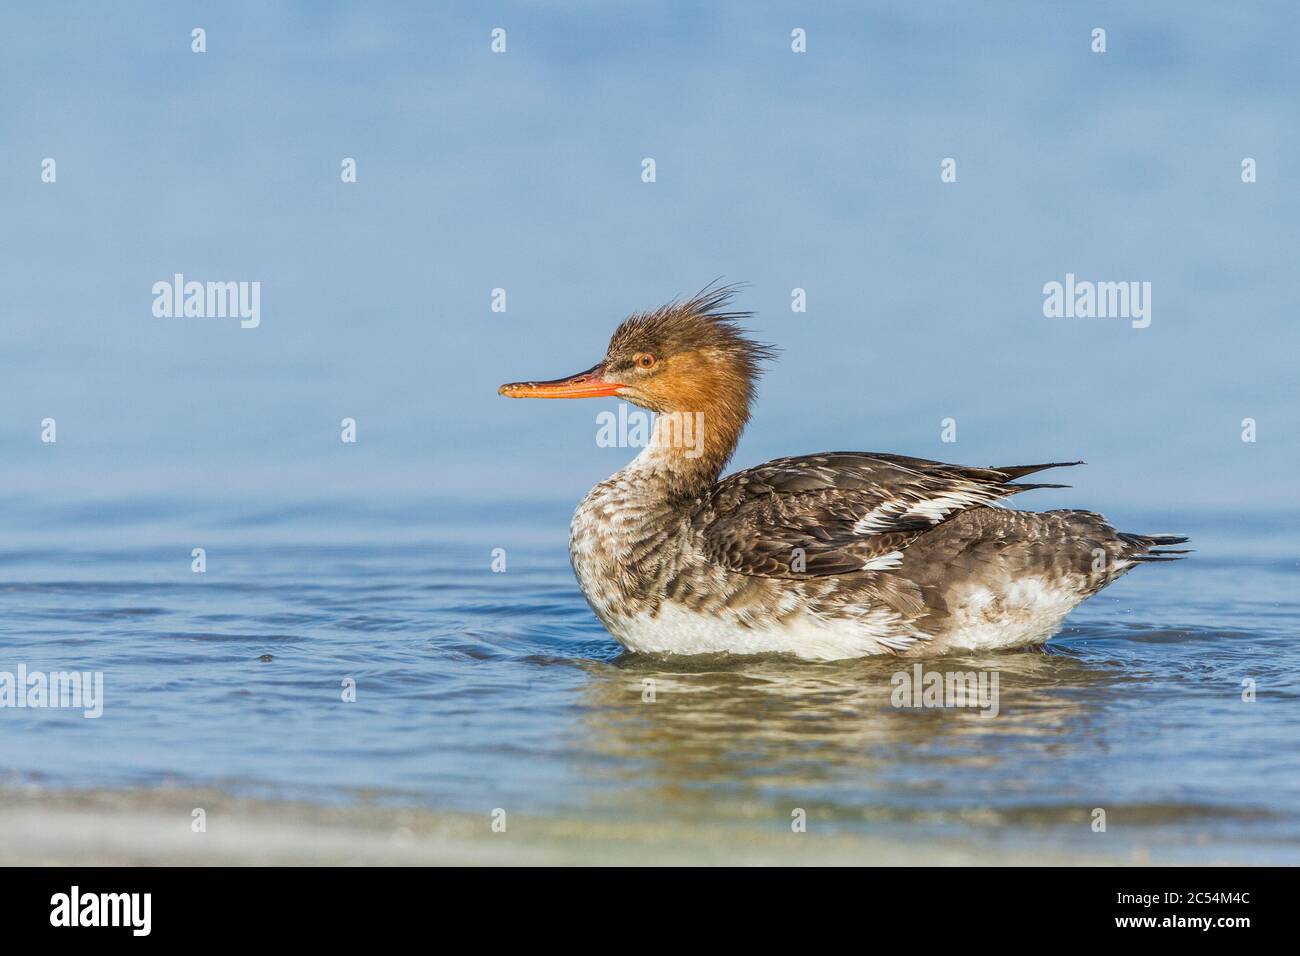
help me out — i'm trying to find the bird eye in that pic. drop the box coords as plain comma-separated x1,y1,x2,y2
635,353,656,369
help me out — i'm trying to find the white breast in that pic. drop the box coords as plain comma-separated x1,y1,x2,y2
610,601,921,660
939,577,1088,651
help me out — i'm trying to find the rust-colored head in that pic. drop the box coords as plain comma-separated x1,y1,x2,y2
498,285,776,419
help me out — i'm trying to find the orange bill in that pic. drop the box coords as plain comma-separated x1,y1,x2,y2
498,364,623,399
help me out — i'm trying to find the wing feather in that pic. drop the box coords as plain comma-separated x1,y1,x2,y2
695,453,1074,580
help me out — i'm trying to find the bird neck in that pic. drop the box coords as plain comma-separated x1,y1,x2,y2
627,400,747,499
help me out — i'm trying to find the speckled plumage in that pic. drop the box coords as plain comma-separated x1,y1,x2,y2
505,287,1188,660
570,440,1184,659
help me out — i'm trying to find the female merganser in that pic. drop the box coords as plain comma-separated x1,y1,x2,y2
499,287,1187,660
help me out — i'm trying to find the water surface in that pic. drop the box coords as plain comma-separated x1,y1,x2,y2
1,495,1296,862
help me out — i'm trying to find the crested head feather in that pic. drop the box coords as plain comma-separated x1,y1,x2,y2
601,283,777,487
605,282,778,378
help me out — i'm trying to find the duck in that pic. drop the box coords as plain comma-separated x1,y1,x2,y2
498,286,1188,660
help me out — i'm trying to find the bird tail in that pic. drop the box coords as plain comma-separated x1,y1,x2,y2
1118,532,1192,562
993,461,1085,481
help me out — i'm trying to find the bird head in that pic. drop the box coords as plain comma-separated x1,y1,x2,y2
498,285,776,420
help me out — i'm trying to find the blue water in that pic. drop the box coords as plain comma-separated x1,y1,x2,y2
3,1,1299,865
2,494,1297,861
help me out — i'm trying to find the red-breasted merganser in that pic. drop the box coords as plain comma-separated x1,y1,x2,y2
499,287,1188,660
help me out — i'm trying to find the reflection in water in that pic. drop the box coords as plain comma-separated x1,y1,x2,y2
575,647,1130,827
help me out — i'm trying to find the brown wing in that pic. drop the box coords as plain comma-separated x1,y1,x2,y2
695,453,1078,580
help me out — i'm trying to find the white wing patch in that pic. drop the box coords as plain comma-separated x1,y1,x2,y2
852,489,991,535
861,550,904,571
906,490,989,523
852,502,908,534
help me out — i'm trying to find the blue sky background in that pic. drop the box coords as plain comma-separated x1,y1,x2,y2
2,1,1296,520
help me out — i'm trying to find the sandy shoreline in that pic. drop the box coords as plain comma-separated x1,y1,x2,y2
0,785,1255,866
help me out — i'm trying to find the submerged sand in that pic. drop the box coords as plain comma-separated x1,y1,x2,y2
0,785,1250,866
